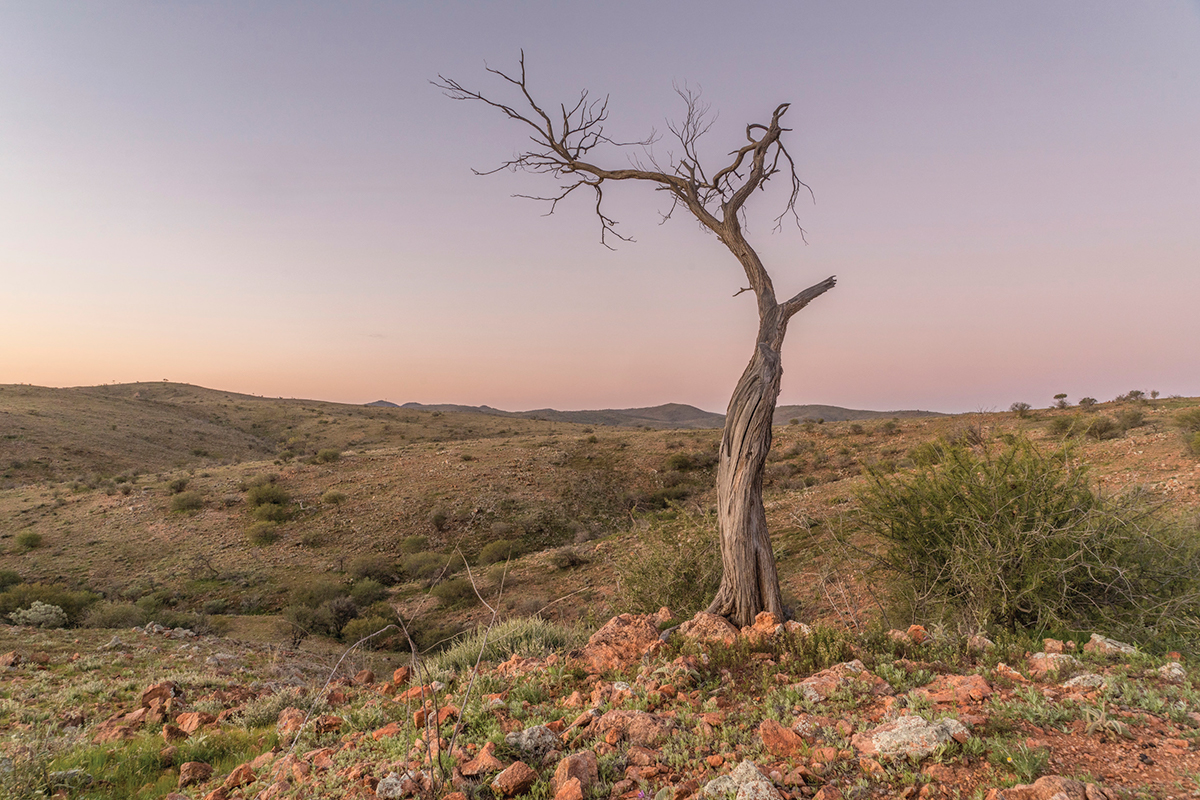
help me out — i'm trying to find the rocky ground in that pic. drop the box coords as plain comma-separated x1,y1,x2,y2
3,609,1199,800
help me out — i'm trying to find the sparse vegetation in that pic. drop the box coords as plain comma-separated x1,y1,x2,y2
15,531,43,551
170,490,204,513
616,509,721,618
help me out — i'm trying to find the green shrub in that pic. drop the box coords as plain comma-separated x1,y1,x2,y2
341,615,401,649
1009,402,1032,418
350,578,388,606
15,531,43,551
315,449,341,463
1190,432,1200,457
246,483,290,508
1115,409,1145,431
321,489,347,505
857,437,1200,643
291,578,346,608
252,502,290,523
0,583,98,624
0,570,20,591
315,596,359,637
1078,397,1098,410
170,491,205,513
1047,415,1086,438
615,509,721,618
168,478,189,493
403,551,458,581
247,522,279,546
430,509,449,531
1085,416,1121,440
477,539,521,566
430,577,479,609
1177,409,1200,433
399,535,429,554
83,601,148,628
548,546,588,570
349,554,397,585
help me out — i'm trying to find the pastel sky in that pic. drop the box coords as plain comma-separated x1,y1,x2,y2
2,2,1198,414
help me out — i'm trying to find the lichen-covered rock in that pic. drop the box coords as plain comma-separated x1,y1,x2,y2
1159,661,1187,684
1062,673,1107,689
851,714,969,761
1082,634,1137,657
375,770,430,799
700,761,780,800
1027,652,1080,678
505,724,560,758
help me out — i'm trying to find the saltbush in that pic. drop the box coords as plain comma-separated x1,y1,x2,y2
247,522,279,546
403,551,458,582
0,583,98,624
430,577,478,609
10,600,68,628
321,489,347,505
15,531,43,551
857,437,1200,646
349,554,397,585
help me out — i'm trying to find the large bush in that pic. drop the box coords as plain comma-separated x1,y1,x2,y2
857,438,1200,645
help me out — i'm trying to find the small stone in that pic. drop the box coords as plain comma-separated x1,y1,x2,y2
221,763,255,790
1158,662,1187,684
505,724,560,758
461,741,507,777
552,751,598,793
392,665,412,686
554,777,584,800
1082,634,1137,657
492,761,538,797
758,719,804,757
354,668,376,685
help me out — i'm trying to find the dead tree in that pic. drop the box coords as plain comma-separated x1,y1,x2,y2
435,54,836,627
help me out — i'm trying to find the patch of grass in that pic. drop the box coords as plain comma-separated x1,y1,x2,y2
15,531,44,551
170,490,204,513
430,616,589,673
321,489,348,505
615,508,720,617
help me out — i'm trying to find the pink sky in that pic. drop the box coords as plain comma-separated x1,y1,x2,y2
2,2,1198,413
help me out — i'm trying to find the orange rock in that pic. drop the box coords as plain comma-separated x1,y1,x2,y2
706,755,724,768
678,612,739,647
221,763,255,791
592,709,674,747
492,761,537,797
141,681,185,709
554,777,584,800
460,741,506,777
276,707,306,736
906,625,929,645
392,665,412,686
552,751,598,793
913,674,993,705
576,614,661,673
176,711,216,734
372,722,404,741
353,669,375,685
758,719,804,758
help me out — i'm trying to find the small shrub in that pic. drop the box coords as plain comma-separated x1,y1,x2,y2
1114,409,1145,431
349,554,397,585
246,483,290,507
315,596,359,637
15,531,43,551
341,615,401,649
314,448,341,463
1085,416,1121,440
252,503,290,523
1078,397,1098,410
615,509,721,617
350,578,388,606
321,489,347,505
1047,415,1085,438
399,535,429,554
10,600,68,628
1010,402,1032,418
291,578,346,608
1176,409,1200,433
0,570,20,591
1190,432,1200,457
1053,393,1070,409
430,577,479,609
403,551,458,581
247,522,280,546
299,530,325,548
548,546,588,570
430,509,449,531
478,539,521,566
171,491,205,513
848,423,865,434
168,478,189,493
83,601,148,628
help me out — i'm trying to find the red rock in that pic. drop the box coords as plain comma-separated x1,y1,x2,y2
1043,639,1065,654
179,761,214,788
314,714,343,734
353,668,375,685
994,663,1029,683
141,681,185,708
372,721,404,741
813,788,843,800
176,711,217,734
460,741,506,777
552,751,598,793
443,793,468,800
397,684,433,703
592,710,673,747
913,674,993,705
277,707,306,736
392,665,412,686
492,761,537,797
759,719,804,757
577,614,661,673
250,751,277,770
554,777,584,800
678,612,739,647
906,625,929,645
256,780,290,800
0,651,22,668
221,763,255,790
794,660,892,702
1082,634,1137,657
497,654,546,676
706,755,724,768
202,790,229,800
985,775,1088,800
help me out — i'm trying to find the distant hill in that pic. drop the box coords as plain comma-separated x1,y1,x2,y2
365,400,400,408
399,401,945,429
773,404,947,425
